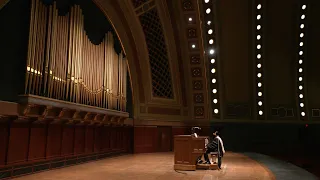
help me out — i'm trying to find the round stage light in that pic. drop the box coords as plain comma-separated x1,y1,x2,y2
212,89,217,93
214,109,219,114
258,101,262,106
259,110,263,115
213,99,218,104
258,92,262,96
212,78,216,83
257,73,262,78
211,59,215,63
257,4,262,9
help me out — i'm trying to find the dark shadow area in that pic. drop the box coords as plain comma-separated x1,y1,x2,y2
211,122,320,178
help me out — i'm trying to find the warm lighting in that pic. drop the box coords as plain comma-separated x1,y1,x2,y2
211,68,216,73
257,25,261,30
299,60,303,64
192,44,196,48
256,54,262,59
71,76,75,81
50,70,53,74
212,78,216,83
209,39,214,44
301,112,305,116
300,42,303,46
259,110,263,115
257,35,261,40
258,82,262,87
31,68,34,72
206,8,211,14
208,29,213,34
209,49,214,54
212,89,217,93
205,0,210,3
300,33,304,38
299,77,303,81
207,21,211,25
300,103,304,107
213,99,218,104
299,51,303,55
257,44,261,49
302,5,306,10
257,63,261,68
258,101,262,106
257,15,261,20
214,109,219,114
188,17,192,21
299,85,303,90
211,59,215,63
300,24,304,29
27,66,31,71
299,68,303,73
257,4,262,9
257,73,262,78
258,92,262,96
301,14,305,19
299,94,303,98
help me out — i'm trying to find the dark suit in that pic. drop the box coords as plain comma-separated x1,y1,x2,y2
204,137,223,168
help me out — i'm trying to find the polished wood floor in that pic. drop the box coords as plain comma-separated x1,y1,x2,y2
14,152,275,180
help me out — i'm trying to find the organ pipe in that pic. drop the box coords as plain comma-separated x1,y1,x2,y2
24,0,128,111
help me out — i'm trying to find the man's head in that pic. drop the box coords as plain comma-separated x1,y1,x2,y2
213,131,219,137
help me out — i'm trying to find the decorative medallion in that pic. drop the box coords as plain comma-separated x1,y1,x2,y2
194,106,204,116
193,80,203,90
187,28,197,38
194,93,204,103
190,55,200,64
182,0,194,11
191,67,202,77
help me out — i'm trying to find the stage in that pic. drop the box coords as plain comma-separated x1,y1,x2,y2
14,152,317,180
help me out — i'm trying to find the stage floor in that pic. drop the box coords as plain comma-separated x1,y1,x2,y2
13,152,314,180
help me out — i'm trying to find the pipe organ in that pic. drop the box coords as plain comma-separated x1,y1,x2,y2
24,0,127,111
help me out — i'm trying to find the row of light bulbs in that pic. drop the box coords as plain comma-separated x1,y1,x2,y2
298,5,307,117
205,0,219,114
200,1,307,118
256,4,264,116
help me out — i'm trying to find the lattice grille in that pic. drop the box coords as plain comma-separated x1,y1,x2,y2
131,0,149,8
139,8,174,99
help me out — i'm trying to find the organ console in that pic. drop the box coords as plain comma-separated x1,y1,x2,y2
173,135,206,170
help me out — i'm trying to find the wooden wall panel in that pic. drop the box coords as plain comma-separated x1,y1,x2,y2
157,126,172,152
101,126,110,152
74,125,85,155
265,0,297,118
61,126,75,157
28,124,46,161
46,124,62,159
94,127,102,152
7,124,29,164
134,127,157,153
218,0,253,106
307,0,320,115
0,124,8,165
85,126,94,153
110,127,117,150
